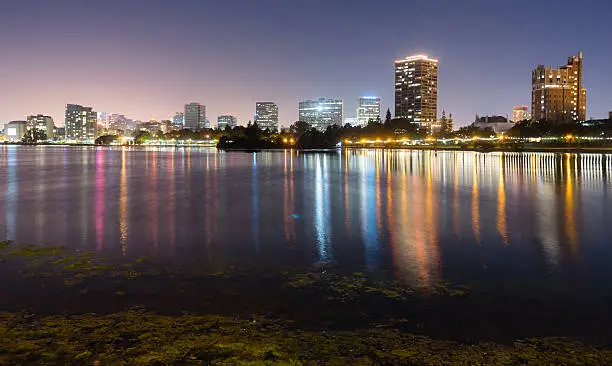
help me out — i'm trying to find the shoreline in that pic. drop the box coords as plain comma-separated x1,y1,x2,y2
4,142,612,154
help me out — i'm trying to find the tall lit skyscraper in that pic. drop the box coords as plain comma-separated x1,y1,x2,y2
255,102,279,131
26,114,54,139
357,97,381,127
217,115,237,130
531,52,586,122
298,98,343,131
184,102,206,130
512,105,531,122
394,55,438,131
65,104,96,142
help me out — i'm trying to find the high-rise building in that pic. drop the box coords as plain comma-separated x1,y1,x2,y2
512,105,531,122
65,104,97,142
26,114,54,139
357,97,381,127
184,102,206,130
394,55,438,131
531,52,586,122
255,102,279,131
298,98,343,131
172,112,184,127
217,115,237,130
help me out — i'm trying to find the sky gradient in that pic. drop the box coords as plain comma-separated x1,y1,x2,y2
1,0,611,128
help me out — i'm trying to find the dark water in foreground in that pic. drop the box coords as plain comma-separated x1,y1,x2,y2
4,145,612,343
2,145,612,288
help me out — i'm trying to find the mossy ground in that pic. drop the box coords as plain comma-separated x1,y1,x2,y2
1,241,612,365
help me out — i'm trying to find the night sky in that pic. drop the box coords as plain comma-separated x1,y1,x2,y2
1,0,610,127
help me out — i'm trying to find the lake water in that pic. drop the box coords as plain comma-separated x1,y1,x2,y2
2,145,612,289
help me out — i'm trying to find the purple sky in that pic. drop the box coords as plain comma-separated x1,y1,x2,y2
1,0,610,128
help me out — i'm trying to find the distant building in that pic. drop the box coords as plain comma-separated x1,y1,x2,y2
609,111,612,120
357,97,381,127
472,115,514,134
298,98,343,131
65,104,97,142
344,117,359,127
394,55,438,132
4,121,28,142
26,114,54,139
172,112,184,127
97,112,110,129
531,52,586,122
512,105,531,122
109,114,132,131
217,115,237,130
184,102,206,130
255,102,279,131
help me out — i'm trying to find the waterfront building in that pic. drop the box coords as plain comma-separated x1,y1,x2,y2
65,104,97,142
184,102,206,130
531,52,586,122
97,112,110,129
3,121,28,142
217,115,237,130
26,114,54,139
108,114,131,131
298,98,343,131
394,54,438,131
255,102,279,131
172,112,184,127
357,97,381,127
512,105,531,122
472,115,514,134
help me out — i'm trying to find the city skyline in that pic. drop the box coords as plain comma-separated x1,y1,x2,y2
0,1,611,127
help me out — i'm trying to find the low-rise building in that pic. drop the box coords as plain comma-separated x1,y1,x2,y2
472,115,515,134
4,121,28,142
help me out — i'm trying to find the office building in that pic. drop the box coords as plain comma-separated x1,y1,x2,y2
217,115,237,130
184,102,206,130
298,98,343,131
97,112,110,129
4,121,28,142
512,105,531,122
26,114,54,139
357,97,381,127
394,55,438,131
172,112,184,126
255,102,279,131
65,104,97,142
531,52,586,122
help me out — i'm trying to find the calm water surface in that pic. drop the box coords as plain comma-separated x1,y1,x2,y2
2,145,612,289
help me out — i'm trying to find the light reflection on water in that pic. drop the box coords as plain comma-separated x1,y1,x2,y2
1,146,612,288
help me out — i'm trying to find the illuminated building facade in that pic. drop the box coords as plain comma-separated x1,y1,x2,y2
65,104,97,142
26,114,55,139
172,112,184,126
217,115,237,130
531,52,586,122
357,97,381,127
255,102,279,131
394,55,438,131
298,98,343,131
4,121,27,142
184,102,206,130
512,105,531,122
